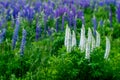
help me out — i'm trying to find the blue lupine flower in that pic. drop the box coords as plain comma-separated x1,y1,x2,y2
80,0,90,8
92,15,97,35
77,10,84,19
36,24,41,41
20,29,27,56
12,19,20,50
12,5,20,19
73,16,77,30
68,11,74,27
116,4,120,23
34,1,42,12
99,1,104,6
0,28,6,43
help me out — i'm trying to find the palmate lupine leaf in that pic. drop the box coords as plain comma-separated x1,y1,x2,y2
72,30,76,47
96,31,100,47
104,37,111,59
79,24,86,52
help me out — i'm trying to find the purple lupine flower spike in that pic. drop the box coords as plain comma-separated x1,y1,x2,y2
20,29,27,56
73,15,77,31
44,14,48,32
55,17,59,32
12,18,20,50
92,15,97,35
36,24,41,41
0,28,6,43
61,13,65,31
116,4,120,23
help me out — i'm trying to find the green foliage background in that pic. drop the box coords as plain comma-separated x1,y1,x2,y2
0,5,120,80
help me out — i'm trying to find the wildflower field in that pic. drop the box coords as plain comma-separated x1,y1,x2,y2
0,0,120,80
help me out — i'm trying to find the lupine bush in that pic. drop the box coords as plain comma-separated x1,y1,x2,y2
0,0,120,80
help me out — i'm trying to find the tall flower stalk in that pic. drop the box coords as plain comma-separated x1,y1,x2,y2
85,39,90,60
79,24,86,51
36,24,41,41
64,25,72,53
116,4,120,23
96,31,100,47
104,37,111,59
12,18,20,50
92,15,97,35
72,30,76,47
20,29,27,56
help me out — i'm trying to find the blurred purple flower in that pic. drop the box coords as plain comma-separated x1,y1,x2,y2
80,0,90,8
77,10,84,19
62,14,65,31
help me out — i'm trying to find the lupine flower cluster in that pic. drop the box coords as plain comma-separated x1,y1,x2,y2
64,25,111,60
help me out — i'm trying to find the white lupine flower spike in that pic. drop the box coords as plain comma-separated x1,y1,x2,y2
64,25,69,47
72,30,77,47
79,24,86,52
104,37,111,59
64,25,72,53
96,31,101,47
67,26,72,53
85,39,90,60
